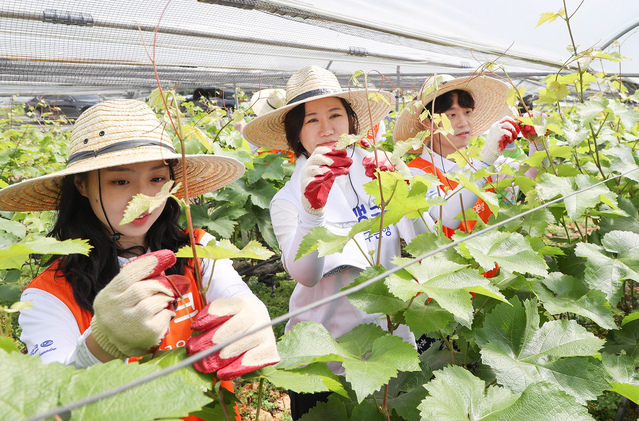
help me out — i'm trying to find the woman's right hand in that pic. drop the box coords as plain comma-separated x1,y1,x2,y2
300,146,352,215
90,250,190,360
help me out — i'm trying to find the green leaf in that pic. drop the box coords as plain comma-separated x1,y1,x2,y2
404,298,456,338
397,257,507,327
363,171,432,224
120,181,180,225
299,394,349,421
0,350,77,421
63,360,212,421
339,325,420,402
478,298,608,403
276,322,346,370
604,320,639,363
622,312,639,327
176,239,273,260
0,218,25,238
574,232,637,305
460,230,549,277
0,337,19,353
533,272,616,330
347,265,410,315
536,10,565,27
260,364,346,396
0,238,91,269
601,353,639,405
419,365,518,420
276,322,419,402
295,226,350,260
483,382,594,421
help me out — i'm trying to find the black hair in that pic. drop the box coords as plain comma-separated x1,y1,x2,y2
284,97,359,158
425,89,475,115
47,163,190,313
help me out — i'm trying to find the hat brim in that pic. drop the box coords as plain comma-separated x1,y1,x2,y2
243,89,395,150
0,151,244,212
393,76,512,151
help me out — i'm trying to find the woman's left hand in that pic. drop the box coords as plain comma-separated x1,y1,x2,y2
362,149,409,179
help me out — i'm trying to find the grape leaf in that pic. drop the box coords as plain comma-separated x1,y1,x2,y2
0,350,76,421
120,180,180,225
533,272,616,330
574,241,629,305
63,360,212,421
603,320,639,363
276,322,419,402
419,365,519,420
0,238,91,269
347,265,410,315
260,364,346,396
601,353,639,405
478,298,608,403
295,226,350,261
176,239,273,260
459,230,548,277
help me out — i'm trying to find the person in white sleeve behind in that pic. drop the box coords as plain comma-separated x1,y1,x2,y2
243,65,434,420
394,74,547,239
0,100,279,404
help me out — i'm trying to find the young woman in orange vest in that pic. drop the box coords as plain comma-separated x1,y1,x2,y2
394,74,546,238
0,100,280,413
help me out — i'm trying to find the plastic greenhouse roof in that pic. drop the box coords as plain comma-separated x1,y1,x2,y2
1,0,638,96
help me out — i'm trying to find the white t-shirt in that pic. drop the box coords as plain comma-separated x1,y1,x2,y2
19,231,258,368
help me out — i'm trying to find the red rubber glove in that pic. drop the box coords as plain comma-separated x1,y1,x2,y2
362,149,410,179
300,146,353,215
91,250,191,359
518,111,550,141
480,117,521,164
186,296,280,380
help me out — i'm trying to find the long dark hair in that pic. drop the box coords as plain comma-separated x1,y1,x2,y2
284,97,359,158
48,167,190,313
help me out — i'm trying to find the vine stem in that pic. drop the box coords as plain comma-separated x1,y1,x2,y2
255,377,265,421
137,6,204,296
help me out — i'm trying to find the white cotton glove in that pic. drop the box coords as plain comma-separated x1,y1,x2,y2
362,149,410,179
480,117,522,165
185,296,280,380
91,250,191,359
300,146,353,215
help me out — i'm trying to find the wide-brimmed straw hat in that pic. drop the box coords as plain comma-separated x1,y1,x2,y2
393,74,511,150
250,88,286,117
0,99,245,212
243,65,395,150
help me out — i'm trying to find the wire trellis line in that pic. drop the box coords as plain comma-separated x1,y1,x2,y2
23,167,639,421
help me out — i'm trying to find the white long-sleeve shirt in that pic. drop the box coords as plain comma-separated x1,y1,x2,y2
19,231,258,368
270,148,433,374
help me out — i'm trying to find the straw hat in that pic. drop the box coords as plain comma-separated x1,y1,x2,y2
0,99,245,212
393,74,511,150
243,65,395,150
250,88,286,117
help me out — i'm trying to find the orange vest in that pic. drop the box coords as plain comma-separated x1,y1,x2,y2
408,157,498,278
408,157,494,238
27,229,239,421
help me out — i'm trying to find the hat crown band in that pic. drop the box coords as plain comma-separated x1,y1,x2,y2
67,139,176,166
286,87,343,106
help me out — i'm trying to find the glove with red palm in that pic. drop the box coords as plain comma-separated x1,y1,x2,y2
300,146,353,215
517,111,550,155
362,149,410,180
91,250,191,359
185,296,280,380
480,117,521,165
